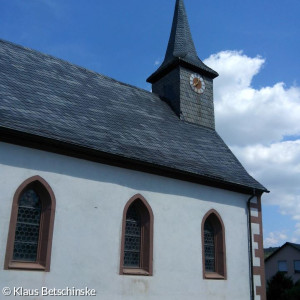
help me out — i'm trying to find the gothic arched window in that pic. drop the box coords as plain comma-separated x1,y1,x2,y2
202,210,226,279
120,194,154,276
204,220,215,272
4,176,56,271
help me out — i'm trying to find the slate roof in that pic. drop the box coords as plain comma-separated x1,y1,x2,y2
147,0,218,83
265,243,300,262
0,39,267,193
289,243,300,251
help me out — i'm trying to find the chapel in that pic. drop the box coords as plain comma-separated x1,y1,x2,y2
0,1,267,299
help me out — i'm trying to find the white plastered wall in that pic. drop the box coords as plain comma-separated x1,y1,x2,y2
0,142,252,300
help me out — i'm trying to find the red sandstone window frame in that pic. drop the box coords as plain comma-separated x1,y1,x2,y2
119,194,154,276
4,176,56,272
201,209,227,280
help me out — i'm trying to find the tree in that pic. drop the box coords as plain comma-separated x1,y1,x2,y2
283,280,300,300
267,272,294,300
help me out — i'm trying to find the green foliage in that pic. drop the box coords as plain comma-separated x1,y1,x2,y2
267,272,300,300
283,280,300,300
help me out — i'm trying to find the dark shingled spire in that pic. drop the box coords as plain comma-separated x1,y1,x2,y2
164,0,199,63
147,0,218,83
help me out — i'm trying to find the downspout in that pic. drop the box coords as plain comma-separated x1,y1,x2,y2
247,190,256,300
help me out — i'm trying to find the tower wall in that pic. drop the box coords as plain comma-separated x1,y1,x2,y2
180,67,215,128
152,67,181,116
152,66,215,129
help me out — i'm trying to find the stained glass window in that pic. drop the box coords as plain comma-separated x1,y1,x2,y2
124,204,141,268
204,221,215,272
13,189,41,262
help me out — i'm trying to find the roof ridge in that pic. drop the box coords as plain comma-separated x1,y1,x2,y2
287,242,300,248
0,38,155,98
265,242,300,261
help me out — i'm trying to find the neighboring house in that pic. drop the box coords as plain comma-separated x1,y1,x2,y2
0,0,268,299
265,242,300,283
264,247,279,259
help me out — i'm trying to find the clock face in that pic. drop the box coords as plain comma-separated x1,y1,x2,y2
190,73,205,94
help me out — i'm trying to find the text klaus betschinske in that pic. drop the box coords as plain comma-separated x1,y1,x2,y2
2,286,96,297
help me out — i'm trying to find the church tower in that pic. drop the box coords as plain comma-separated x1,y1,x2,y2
147,0,218,129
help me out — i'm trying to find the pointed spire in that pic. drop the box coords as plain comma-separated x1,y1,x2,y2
147,0,218,83
164,0,198,63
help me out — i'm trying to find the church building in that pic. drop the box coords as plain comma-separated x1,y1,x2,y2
0,0,268,299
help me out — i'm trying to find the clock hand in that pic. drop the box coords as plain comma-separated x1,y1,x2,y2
193,78,200,86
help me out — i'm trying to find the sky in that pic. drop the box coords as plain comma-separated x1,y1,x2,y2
0,0,300,248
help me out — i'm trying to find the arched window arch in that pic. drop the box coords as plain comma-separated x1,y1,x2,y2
202,209,226,279
4,176,56,271
120,194,154,276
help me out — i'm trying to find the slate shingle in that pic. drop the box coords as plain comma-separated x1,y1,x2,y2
147,0,218,83
0,39,267,192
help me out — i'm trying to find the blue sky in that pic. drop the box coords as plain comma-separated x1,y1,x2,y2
1,0,300,247
1,0,299,89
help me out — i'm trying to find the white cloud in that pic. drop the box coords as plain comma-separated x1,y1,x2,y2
264,231,288,247
234,141,300,245
231,141,300,193
204,51,300,244
293,223,300,236
204,51,300,147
